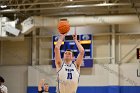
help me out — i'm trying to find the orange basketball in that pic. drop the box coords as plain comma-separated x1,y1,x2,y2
57,20,70,34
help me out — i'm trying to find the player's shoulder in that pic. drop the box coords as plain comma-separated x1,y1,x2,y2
72,61,77,67
56,61,65,72
73,62,80,72
1,85,8,92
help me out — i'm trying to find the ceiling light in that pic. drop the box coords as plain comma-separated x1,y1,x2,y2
67,0,73,1
2,9,16,12
65,5,84,8
0,5,7,8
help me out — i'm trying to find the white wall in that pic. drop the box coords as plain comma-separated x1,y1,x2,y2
0,66,28,93
1,25,140,65
28,65,56,86
0,38,31,65
0,63,140,93
120,63,140,86
119,24,140,33
28,64,140,86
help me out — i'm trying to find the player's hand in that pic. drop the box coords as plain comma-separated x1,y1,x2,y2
59,33,67,40
40,79,45,84
60,33,67,37
72,30,77,40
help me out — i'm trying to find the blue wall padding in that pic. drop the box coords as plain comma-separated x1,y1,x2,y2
27,86,140,93
120,86,140,93
108,86,120,93
27,86,56,93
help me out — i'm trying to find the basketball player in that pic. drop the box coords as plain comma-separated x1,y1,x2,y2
0,76,8,93
55,31,84,93
38,79,49,93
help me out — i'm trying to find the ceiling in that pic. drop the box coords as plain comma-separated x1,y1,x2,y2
0,0,140,21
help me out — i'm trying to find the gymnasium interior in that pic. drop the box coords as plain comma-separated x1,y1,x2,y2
0,0,140,93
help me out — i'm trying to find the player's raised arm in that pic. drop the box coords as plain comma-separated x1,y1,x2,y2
73,31,85,69
38,79,45,91
55,34,66,68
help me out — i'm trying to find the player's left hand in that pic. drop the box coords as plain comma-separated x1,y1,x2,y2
39,79,45,85
72,30,77,40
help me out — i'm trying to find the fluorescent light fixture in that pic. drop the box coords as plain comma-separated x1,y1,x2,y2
65,3,118,8
2,9,16,12
0,5,7,8
95,3,115,6
64,3,128,8
65,5,84,8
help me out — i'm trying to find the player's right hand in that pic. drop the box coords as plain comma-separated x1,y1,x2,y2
59,33,67,40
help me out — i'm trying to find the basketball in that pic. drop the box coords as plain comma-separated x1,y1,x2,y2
57,19,70,34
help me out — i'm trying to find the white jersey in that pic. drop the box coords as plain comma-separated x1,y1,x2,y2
0,85,8,93
57,62,80,93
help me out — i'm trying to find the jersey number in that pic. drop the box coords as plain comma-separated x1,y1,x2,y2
67,73,72,79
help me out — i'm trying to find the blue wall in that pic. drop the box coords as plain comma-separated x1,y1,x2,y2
27,86,140,93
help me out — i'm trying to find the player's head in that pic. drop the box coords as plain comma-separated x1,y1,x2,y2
44,83,49,91
64,49,74,62
0,76,4,85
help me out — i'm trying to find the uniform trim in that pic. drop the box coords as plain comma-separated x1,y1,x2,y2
78,74,80,83
73,63,80,83
57,74,60,93
57,62,65,93
57,62,64,73
73,63,80,75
